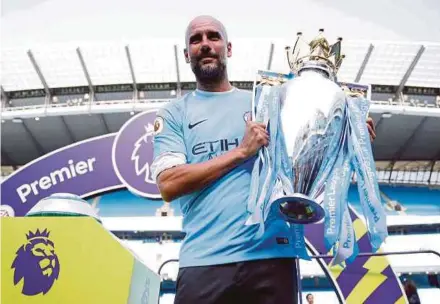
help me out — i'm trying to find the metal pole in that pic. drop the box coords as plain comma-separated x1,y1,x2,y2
158,259,179,276
295,258,303,304
173,45,182,98
267,43,275,71
76,47,95,113
354,43,374,83
312,249,440,260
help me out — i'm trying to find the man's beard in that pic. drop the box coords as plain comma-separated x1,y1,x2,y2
192,58,226,84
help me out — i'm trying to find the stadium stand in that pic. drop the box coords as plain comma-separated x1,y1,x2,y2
1,38,440,303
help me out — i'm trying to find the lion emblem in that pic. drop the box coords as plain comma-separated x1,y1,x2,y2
11,229,60,296
131,123,156,184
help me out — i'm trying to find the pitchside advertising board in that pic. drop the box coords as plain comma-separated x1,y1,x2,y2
1,109,406,303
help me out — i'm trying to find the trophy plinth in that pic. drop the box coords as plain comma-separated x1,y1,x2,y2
276,193,325,224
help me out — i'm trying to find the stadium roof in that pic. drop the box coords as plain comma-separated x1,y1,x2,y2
1,39,440,92
1,39,440,173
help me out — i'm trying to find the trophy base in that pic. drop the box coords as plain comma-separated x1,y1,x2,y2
274,193,325,224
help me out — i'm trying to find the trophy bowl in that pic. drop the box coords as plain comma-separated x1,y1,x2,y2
277,69,346,224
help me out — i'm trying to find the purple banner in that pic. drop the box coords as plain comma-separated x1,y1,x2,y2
1,110,160,217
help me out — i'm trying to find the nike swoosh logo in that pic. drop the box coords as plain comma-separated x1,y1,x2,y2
188,119,207,129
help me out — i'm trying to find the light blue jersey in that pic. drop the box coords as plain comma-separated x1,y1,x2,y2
153,88,297,267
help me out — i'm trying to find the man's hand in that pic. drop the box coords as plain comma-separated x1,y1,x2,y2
156,121,269,202
367,117,376,142
238,121,269,159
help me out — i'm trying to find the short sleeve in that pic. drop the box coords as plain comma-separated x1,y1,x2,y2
153,102,187,160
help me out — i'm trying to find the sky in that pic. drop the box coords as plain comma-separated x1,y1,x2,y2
1,0,440,49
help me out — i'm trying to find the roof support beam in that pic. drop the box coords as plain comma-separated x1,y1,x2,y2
100,114,111,134
1,86,9,108
27,49,51,105
125,45,138,101
428,161,436,185
372,116,383,134
22,120,46,156
76,47,95,103
392,117,428,161
2,149,16,167
173,45,182,97
428,149,440,185
395,45,425,100
267,43,275,71
60,116,76,144
354,44,374,83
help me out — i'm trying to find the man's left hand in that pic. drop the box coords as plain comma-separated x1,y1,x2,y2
367,117,376,142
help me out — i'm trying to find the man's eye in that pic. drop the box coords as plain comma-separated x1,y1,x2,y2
208,33,221,41
189,35,201,44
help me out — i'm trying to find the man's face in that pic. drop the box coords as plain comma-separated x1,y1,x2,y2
306,294,314,303
185,18,231,82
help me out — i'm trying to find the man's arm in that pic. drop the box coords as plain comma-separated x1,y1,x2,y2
367,117,376,142
157,148,246,202
157,121,269,202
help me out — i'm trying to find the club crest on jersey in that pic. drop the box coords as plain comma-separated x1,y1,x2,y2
243,111,251,122
153,116,164,135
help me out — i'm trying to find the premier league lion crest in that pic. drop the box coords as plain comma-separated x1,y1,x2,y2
112,110,161,198
131,123,156,184
11,229,60,296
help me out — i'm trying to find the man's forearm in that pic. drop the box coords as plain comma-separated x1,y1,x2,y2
157,148,248,202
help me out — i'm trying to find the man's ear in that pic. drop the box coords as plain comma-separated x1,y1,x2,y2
227,42,232,58
184,48,190,63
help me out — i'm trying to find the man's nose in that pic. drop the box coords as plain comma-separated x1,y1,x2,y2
200,36,212,50
200,44,211,53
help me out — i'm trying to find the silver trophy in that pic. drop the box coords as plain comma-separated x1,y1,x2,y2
248,30,350,225
248,30,387,262
278,30,347,224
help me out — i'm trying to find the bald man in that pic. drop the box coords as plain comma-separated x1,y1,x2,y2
151,15,375,304
151,15,299,304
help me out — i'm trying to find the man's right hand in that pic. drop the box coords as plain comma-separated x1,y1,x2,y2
156,121,269,202
238,121,269,160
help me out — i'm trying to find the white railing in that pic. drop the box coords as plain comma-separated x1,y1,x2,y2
120,233,440,279
1,98,171,113
2,98,440,122
99,215,440,233
376,169,440,186
2,95,439,116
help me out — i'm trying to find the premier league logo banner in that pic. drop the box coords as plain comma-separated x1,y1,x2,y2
1,110,162,217
246,30,388,265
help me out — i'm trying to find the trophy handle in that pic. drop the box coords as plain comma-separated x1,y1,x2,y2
285,32,302,73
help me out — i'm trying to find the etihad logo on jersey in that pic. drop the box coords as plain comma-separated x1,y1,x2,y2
192,138,240,156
